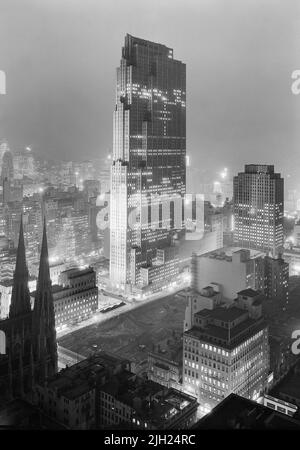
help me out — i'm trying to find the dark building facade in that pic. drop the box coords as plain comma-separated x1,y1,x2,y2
193,393,300,429
264,255,289,309
0,217,57,400
110,34,186,291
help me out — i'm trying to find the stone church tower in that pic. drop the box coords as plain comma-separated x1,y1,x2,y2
0,217,57,400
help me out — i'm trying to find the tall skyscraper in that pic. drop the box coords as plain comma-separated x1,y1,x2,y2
110,35,186,292
233,165,284,256
0,151,14,183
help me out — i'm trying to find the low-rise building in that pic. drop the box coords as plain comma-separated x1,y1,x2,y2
261,394,298,417
35,351,197,430
98,371,198,430
191,247,265,301
139,246,179,292
269,360,300,414
35,352,130,429
147,344,183,391
181,285,222,332
31,267,98,329
183,288,269,416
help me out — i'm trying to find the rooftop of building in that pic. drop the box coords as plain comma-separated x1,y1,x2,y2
265,255,288,266
101,371,197,426
271,362,300,402
124,33,174,56
199,286,220,298
51,284,67,293
30,283,68,297
44,352,129,401
193,394,300,430
61,267,94,279
199,246,264,262
194,306,247,322
244,164,275,174
31,279,97,298
237,288,260,298
148,338,183,366
185,316,266,349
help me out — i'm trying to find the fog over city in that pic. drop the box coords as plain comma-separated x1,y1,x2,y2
0,0,299,188
1,0,300,434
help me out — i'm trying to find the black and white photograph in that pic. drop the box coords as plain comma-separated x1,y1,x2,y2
0,0,300,436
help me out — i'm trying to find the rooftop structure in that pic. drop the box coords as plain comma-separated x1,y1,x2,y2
193,393,300,429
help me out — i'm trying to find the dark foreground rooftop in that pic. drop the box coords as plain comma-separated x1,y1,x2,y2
193,394,300,430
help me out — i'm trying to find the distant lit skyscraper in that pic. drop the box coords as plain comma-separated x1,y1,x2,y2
110,34,186,291
233,165,284,256
13,147,35,179
0,141,13,183
0,70,5,95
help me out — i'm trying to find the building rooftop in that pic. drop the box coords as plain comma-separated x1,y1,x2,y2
237,288,260,298
199,246,264,260
193,394,300,429
44,352,130,401
185,317,266,349
149,341,183,366
195,306,247,322
244,164,275,174
61,267,94,279
30,284,69,297
271,362,300,403
101,371,197,427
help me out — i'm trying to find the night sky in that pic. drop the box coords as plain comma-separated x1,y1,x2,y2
0,0,299,187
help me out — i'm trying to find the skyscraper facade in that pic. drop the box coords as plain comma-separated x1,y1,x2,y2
264,255,289,309
110,35,186,291
233,165,284,256
183,289,269,416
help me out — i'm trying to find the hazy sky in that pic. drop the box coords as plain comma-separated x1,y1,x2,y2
0,0,299,186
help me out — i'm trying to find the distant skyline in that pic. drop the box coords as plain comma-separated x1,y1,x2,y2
0,0,299,188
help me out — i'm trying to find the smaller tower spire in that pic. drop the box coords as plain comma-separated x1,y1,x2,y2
37,218,51,292
9,215,31,318
33,218,58,381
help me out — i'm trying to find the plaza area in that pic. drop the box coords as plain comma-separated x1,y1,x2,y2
58,293,187,373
